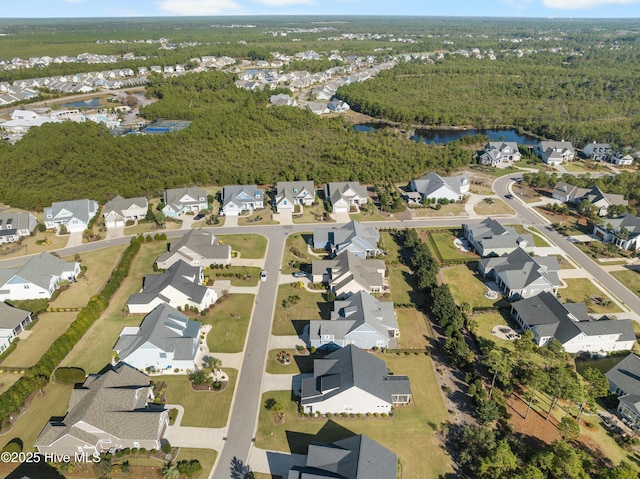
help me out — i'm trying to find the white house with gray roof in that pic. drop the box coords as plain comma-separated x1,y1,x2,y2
535,140,575,165
288,434,397,479
0,252,80,301
463,218,534,257
156,229,231,269
103,195,148,228
479,249,560,300
552,182,627,217
606,354,640,428
313,221,381,259
312,252,386,299
126,260,216,314
409,172,469,203
275,181,315,213
115,304,201,371
325,182,368,213
44,199,99,233
162,187,208,219
300,344,411,414
0,302,31,354
593,213,640,251
309,291,398,350
35,362,168,456
583,142,612,161
221,184,265,216
510,292,635,354
0,211,37,244
478,141,521,167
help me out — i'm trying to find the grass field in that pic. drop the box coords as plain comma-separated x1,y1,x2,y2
473,310,515,354
610,269,640,298
206,266,262,287
265,349,314,374
559,278,622,314
0,372,22,395
0,382,73,451
255,353,452,478
379,231,427,306
420,229,478,263
159,370,237,428
473,198,515,216
204,294,254,353
2,312,78,368
124,220,182,235
395,308,431,350
281,232,316,272
238,210,279,226
409,203,465,217
511,224,551,248
292,202,333,224
60,242,166,374
272,284,325,336
0,230,68,259
217,234,268,259
442,264,507,309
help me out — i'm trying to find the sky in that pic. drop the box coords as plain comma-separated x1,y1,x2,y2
5,0,640,18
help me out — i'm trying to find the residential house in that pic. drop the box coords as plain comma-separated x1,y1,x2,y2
479,249,560,299
269,94,297,107
306,102,330,115
275,181,315,213
327,98,350,112
0,302,31,354
44,199,99,233
221,185,265,216
510,292,636,354
478,141,522,167
313,221,381,259
606,152,634,166
593,213,640,251
583,142,612,161
0,212,37,244
35,363,168,455
535,141,575,165
126,260,216,314
288,434,397,479
409,172,469,203
325,182,368,213
0,109,61,134
161,187,208,219
0,252,80,301
309,291,398,350
312,252,386,298
155,229,231,269
103,196,148,228
300,344,412,414
463,218,534,257
605,354,640,427
552,182,627,216
115,304,201,371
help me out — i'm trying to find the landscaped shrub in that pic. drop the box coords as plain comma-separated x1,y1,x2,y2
53,367,86,384
161,440,172,454
2,439,22,453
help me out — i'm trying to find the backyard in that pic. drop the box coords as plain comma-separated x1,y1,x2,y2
272,283,325,336
204,293,254,353
395,307,432,350
558,278,623,314
442,264,508,310
419,229,478,263
217,234,268,259
255,353,452,479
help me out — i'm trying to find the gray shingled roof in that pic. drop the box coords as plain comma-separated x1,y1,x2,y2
326,182,368,205
276,181,315,205
156,229,230,265
115,303,200,361
0,212,36,238
480,249,560,292
464,218,533,253
606,354,640,396
288,434,397,479
314,221,380,257
0,301,30,330
164,187,207,209
0,252,77,290
44,199,98,225
605,213,640,237
411,171,468,198
222,184,264,209
312,252,384,291
103,195,148,216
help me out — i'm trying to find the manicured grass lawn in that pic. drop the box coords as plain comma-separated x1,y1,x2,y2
442,264,507,309
272,284,325,336
2,312,78,368
386,265,420,305
205,266,262,287
282,232,317,272
473,310,516,354
552,254,575,269
409,203,465,217
562,161,592,173
52,245,127,308
379,231,403,264
0,230,68,259
0,372,22,394
559,278,623,314
611,269,640,298
203,294,254,353
159,371,237,428
420,229,478,263
511,224,551,248
256,353,452,479
265,349,314,374
217,234,268,259
60,242,167,374
473,198,514,216
0,382,73,451
292,201,333,224
238,209,279,226
349,205,393,222
172,448,218,478
125,220,182,236
395,308,431,350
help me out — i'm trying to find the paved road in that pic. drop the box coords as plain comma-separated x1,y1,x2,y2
494,174,640,317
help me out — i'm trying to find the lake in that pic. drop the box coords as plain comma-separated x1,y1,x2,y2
62,98,102,108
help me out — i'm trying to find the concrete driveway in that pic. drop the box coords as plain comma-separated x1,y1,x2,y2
248,448,306,477
65,231,84,248
262,373,312,395
163,404,225,451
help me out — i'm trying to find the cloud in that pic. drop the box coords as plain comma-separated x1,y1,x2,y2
543,0,640,8
254,0,315,6
156,0,244,15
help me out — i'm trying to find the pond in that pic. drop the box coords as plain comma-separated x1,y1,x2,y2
62,98,102,108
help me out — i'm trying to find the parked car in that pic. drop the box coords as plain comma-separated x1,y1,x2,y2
194,213,205,220
293,271,307,278
260,271,268,281
504,194,513,199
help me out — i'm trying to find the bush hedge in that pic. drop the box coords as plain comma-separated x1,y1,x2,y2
54,367,86,384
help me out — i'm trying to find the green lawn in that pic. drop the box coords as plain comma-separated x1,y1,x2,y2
0,372,22,394
1,382,73,451
238,209,279,226
0,229,68,259
611,269,640,298
292,201,333,224
272,284,325,336
203,294,254,353
124,220,182,235
511,225,551,248
553,254,575,269
379,231,403,264
117,447,218,478
473,310,516,355
205,266,262,287
265,349,315,374
2,312,78,368
282,232,317,272
217,234,268,259
256,353,452,479
386,265,421,305
558,278,623,314
60,242,167,374
474,198,515,216
409,203,466,217
442,264,507,309
349,205,394,222
395,307,432,350
420,229,478,263
53,245,127,308
159,371,237,428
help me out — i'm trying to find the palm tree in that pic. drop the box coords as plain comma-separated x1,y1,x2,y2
203,356,222,375
162,463,180,479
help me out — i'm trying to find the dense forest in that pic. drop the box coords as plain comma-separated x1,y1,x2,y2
0,71,473,209
335,53,640,147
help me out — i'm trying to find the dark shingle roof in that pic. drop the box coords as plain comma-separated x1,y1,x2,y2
606,354,640,396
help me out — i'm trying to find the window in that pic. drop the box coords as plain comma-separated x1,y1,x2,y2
159,353,167,359
24,285,29,289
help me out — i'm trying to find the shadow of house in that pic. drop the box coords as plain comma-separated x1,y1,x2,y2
285,420,357,455
6,461,67,479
